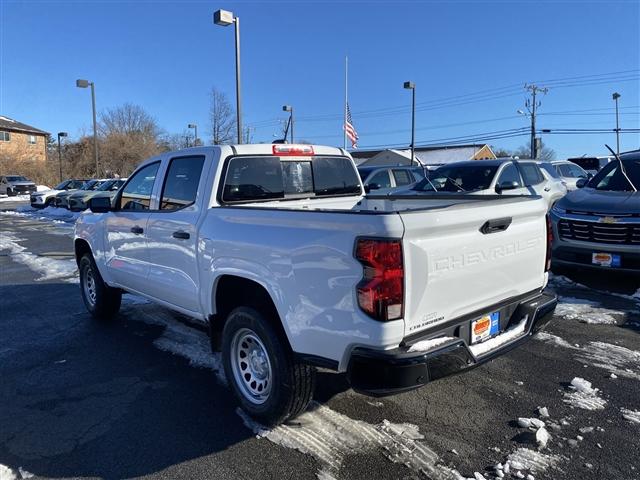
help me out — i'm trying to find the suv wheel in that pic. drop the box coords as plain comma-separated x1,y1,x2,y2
222,307,315,426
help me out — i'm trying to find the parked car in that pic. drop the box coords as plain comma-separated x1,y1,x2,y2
357,165,425,193
394,159,567,208
75,144,556,425
0,175,36,196
30,179,88,208
568,156,613,176
545,160,590,191
68,179,126,211
550,150,640,273
54,179,104,209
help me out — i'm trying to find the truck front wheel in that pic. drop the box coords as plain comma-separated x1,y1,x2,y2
79,253,122,320
222,307,315,426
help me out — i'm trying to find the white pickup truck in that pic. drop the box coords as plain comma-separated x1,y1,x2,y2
74,144,557,425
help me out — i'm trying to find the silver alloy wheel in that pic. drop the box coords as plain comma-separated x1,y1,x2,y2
83,266,97,307
230,327,272,405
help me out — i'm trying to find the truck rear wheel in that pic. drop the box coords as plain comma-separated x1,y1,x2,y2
79,253,121,320
222,307,315,426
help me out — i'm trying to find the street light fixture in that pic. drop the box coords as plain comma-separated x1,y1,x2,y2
76,79,99,176
57,132,68,182
188,123,198,147
282,105,293,143
404,81,416,164
214,9,242,144
612,92,621,156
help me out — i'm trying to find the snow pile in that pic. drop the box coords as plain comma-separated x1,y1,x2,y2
576,342,640,381
517,418,545,429
131,306,226,383
534,331,573,349
0,231,78,281
0,464,33,480
621,408,640,425
563,377,606,410
17,205,85,222
0,195,29,202
504,448,561,474
408,336,455,352
238,402,463,480
555,297,625,325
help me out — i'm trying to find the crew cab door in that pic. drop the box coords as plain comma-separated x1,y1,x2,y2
104,161,160,293
145,154,207,314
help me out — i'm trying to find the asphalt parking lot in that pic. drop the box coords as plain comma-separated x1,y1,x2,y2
1,199,639,480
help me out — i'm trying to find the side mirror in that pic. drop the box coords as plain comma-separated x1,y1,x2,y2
586,172,593,179
89,196,112,213
495,181,520,193
576,178,588,189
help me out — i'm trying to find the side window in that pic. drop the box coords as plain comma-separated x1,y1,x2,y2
519,163,544,186
392,169,413,186
160,156,205,211
368,170,392,188
568,164,587,178
497,164,522,186
119,162,160,211
557,164,572,176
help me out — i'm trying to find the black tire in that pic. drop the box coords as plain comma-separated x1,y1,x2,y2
79,253,121,320
6,188,14,197
222,307,315,426
45,197,55,207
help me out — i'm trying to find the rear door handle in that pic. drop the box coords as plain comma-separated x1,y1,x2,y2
544,187,551,192
130,226,144,235
172,230,190,240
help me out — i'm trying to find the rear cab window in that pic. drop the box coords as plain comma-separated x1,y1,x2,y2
221,155,361,204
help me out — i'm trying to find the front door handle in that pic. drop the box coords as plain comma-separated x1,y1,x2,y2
130,226,144,235
172,230,190,240
544,187,551,192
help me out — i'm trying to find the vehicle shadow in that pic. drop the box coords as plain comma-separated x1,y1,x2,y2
551,264,640,295
0,283,269,479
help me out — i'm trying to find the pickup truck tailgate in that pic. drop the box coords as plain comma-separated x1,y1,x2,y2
399,197,547,336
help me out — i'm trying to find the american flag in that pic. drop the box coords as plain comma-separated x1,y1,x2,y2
344,103,359,149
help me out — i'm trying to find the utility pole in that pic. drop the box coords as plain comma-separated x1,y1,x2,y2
524,84,548,159
612,92,621,155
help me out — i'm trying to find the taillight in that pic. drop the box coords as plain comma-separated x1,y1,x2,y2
272,144,314,156
545,214,553,272
355,238,404,321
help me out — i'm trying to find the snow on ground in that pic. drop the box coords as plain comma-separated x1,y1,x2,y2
535,331,640,381
575,342,640,381
563,377,607,411
620,408,640,425
505,448,561,474
237,402,464,480
0,464,33,480
534,331,574,349
128,305,226,383
0,231,77,282
0,195,29,203
555,296,628,325
14,205,84,223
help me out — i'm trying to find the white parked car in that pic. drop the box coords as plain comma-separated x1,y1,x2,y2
30,178,88,208
545,160,591,191
74,144,557,425
397,159,567,209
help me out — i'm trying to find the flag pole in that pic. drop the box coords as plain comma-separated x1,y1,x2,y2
344,56,348,150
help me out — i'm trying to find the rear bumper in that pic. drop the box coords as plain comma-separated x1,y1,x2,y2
346,290,557,396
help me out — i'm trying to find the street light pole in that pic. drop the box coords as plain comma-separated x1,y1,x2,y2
188,123,198,146
214,9,242,144
76,79,99,176
612,92,621,156
283,105,293,143
404,81,416,164
57,132,68,182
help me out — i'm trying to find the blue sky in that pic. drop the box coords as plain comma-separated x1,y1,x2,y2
2,0,639,158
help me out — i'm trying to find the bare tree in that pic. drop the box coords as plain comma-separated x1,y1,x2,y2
210,88,236,145
513,141,556,161
98,103,163,176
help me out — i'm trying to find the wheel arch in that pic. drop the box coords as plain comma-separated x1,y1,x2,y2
209,274,291,352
